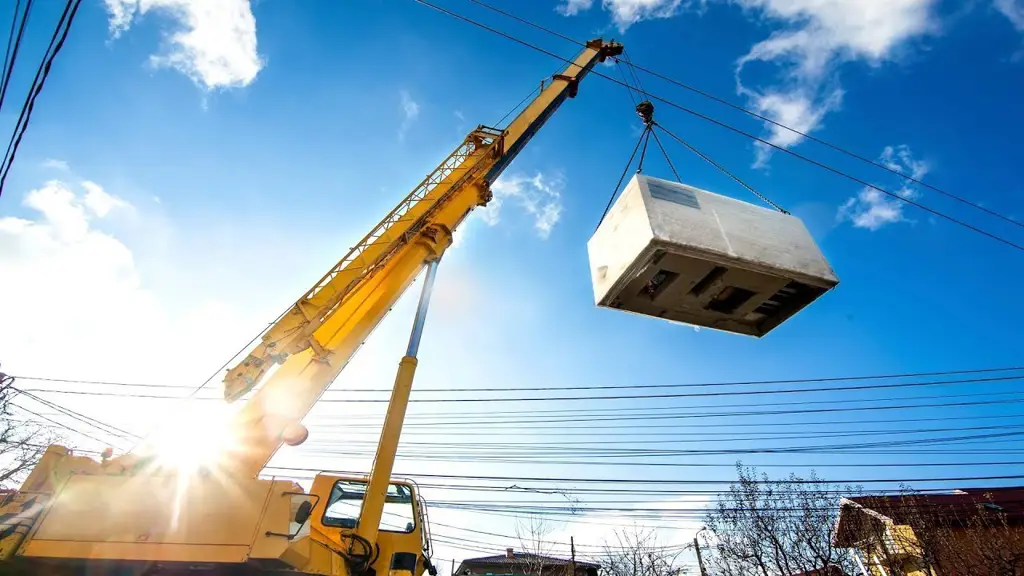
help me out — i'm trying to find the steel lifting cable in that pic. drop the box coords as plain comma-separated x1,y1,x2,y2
635,126,653,174
615,58,640,107
610,53,788,216
654,122,789,214
650,127,682,183
596,123,653,226
621,49,790,216
596,63,657,227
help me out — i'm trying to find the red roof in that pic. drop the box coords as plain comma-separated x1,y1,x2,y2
847,486,1024,526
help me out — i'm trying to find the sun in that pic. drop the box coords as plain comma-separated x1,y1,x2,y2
146,401,239,473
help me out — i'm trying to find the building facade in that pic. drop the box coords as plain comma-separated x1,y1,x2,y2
455,548,600,576
833,487,1024,576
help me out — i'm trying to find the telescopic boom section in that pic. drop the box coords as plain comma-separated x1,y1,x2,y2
220,38,623,477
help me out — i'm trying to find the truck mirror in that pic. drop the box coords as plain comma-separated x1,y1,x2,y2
294,500,313,525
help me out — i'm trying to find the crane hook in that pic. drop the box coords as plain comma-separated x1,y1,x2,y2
636,101,654,126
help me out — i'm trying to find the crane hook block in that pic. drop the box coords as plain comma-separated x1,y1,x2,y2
636,101,654,125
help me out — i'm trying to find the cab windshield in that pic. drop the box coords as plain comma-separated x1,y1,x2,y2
323,480,416,533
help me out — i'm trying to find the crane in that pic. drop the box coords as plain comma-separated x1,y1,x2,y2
0,38,624,576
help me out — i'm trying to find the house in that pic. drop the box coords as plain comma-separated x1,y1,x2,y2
832,486,1024,576
455,548,600,576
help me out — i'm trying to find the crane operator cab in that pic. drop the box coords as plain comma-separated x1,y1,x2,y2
307,474,434,576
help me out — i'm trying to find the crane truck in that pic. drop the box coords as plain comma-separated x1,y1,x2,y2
0,38,625,576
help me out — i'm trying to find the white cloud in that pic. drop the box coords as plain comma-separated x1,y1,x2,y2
42,158,69,171
399,90,420,142
608,0,686,29
613,0,687,30
838,144,929,230
735,0,937,164
557,0,687,29
837,188,907,230
103,0,263,90
81,181,130,218
995,0,1024,30
750,87,843,167
481,171,565,239
737,0,937,79
557,0,595,16
879,144,929,182
0,180,157,384
0,172,259,447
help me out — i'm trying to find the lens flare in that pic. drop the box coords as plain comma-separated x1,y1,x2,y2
148,402,238,473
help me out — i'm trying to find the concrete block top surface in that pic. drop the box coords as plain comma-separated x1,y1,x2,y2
636,175,838,284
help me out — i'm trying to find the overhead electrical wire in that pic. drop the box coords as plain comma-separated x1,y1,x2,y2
23,388,1024,425
303,413,1024,434
458,0,1024,231
313,390,1024,420
302,424,1024,449
12,387,140,441
11,402,116,447
411,0,1024,253
0,0,32,113
307,423,1024,442
287,432,1024,462
305,396,1024,424
17,370,1024,401
368,482,1024,497
14,365,1022,393
0,0,81,199
265,466,1024,487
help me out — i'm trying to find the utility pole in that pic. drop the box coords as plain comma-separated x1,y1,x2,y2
693,529,708,576
570,536,576,576
450,558,455,576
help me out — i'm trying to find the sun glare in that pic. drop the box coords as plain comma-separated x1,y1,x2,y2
148,402,238,472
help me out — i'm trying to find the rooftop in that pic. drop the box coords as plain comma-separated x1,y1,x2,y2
834,486,1024,546
457,549,600,572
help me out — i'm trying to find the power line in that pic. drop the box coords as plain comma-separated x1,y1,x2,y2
412,0,1024,253
11,402,114,447
26,388,1024,425
314,390,1024,420
287,430,1024,462
18,372,1024,403
303,412,1024,435
304,423,1024,448
458,0,1024,231
0,0,81,199
13,365,1023,393
266,466,1024,487
12,387,139,440
0,0,32,113
309,422,1024,442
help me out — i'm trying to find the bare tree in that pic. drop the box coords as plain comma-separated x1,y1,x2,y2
516,514,556,576
601,525,690,576
0,372,58,488
701,464,860,576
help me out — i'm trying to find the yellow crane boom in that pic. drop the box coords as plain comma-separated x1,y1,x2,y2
0,38,623,576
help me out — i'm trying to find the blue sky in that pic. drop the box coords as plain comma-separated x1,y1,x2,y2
2,0,1024,569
